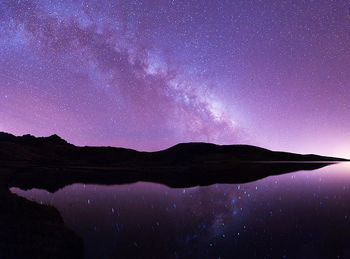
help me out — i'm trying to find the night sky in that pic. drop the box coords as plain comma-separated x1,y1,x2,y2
1,0,349,157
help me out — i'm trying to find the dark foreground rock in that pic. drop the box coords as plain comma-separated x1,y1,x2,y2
0,186,83,259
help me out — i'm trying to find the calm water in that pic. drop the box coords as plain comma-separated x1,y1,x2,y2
11,162,350,259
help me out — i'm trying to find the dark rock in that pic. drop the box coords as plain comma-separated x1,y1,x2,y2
0,187,83,259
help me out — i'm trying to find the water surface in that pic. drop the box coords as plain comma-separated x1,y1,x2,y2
11,162,350,258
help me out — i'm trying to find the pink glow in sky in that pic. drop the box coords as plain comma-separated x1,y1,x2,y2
0,1,349,157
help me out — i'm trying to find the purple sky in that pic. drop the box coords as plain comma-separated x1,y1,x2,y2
0,0,349,157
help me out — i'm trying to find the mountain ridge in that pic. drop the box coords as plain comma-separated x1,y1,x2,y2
0,132,347,165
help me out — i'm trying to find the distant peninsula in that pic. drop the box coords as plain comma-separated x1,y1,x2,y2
0,131,347,191
0,132,348,259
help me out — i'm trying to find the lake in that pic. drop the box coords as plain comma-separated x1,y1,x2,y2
11,162,350,258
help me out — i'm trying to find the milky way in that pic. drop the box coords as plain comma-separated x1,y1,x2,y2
1,0,350,156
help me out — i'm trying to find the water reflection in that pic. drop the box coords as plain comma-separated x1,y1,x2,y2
11,162,350,259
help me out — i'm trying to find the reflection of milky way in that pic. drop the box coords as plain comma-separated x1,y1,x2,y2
1,1,350,156
12,163,350,258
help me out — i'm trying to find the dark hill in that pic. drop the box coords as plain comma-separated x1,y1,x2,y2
0,132,346,167
0,131,347,191
149,142,345,165
0,132,347,259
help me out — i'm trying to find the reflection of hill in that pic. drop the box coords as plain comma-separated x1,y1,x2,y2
0,132,344,257
7,162,330,193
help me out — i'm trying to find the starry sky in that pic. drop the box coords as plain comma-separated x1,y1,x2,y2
0,0,349,157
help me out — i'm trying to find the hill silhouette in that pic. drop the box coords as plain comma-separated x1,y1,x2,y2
0,131,346,192
0,132,346,166
0,132,347,258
